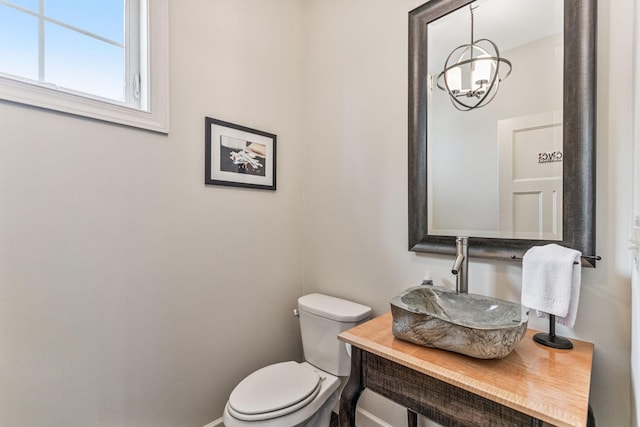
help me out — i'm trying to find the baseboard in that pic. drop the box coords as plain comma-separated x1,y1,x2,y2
203,417,224,427
205,408,390,427
356,407,394,427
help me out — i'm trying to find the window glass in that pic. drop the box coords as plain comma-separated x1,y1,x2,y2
45,21,124,101
0,0,169,133
0,5,38,80
4,0,37,12
0,0,127,104
45,0,124,44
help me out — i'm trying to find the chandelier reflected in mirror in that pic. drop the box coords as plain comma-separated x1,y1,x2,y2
436,5,512,111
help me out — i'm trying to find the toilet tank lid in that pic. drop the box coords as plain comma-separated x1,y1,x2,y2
298,294,372,322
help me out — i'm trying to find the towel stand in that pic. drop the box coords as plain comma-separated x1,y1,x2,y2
534,315,573,349
510,254,601,265
511,254,602,350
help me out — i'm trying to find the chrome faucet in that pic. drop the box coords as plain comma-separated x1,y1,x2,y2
451,236,469,294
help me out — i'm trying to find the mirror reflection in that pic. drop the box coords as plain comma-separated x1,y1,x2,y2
427,0,563,240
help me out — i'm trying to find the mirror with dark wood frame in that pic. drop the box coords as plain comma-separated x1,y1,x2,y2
408,0,597,266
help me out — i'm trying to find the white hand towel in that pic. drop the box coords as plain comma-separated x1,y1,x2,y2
521,243,582,327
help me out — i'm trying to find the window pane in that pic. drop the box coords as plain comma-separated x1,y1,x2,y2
0,5,38,80
5,0,38,12
0,0,165,132
45,0,125,45
45,21,124,102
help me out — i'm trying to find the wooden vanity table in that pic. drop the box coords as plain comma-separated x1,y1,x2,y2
338,313,594,427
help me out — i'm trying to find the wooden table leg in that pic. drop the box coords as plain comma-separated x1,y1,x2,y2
407,409,418,427
339,347,364,427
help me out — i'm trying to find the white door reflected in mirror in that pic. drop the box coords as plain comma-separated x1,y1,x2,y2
498,112,563,240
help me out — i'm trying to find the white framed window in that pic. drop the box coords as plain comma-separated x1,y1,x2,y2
0,0,169,133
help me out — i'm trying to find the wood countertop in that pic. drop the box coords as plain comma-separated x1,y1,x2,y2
338,312,594,427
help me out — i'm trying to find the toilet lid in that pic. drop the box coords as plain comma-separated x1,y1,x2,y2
228,361,321,421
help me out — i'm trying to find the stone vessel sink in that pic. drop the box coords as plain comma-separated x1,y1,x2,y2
391,286,529,359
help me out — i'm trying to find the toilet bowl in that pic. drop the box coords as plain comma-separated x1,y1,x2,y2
223,294,372,427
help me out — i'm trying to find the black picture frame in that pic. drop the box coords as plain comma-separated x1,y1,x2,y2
205,117,277,191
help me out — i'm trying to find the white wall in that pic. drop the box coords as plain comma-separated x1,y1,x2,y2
0,1,635,426
631,0,640,424
0,1,305,426
303,0,634,426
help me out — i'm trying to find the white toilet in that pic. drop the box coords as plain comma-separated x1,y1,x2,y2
223,293,372,427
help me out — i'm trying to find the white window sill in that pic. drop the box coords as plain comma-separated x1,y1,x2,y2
0,76,169,133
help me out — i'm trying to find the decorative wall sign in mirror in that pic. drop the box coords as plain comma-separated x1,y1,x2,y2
408,0,597,265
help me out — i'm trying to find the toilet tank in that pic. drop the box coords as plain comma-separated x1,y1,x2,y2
298,294,372,376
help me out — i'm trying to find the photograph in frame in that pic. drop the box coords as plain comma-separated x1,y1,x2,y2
205,117,277,190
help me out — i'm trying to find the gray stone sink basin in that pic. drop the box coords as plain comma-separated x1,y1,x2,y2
391,286,529,359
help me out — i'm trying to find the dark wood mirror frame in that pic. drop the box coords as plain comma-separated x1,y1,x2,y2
408,0,597,266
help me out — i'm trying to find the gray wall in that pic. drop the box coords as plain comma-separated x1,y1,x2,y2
0,1,305,426
0,0,635,426
303,0,633,425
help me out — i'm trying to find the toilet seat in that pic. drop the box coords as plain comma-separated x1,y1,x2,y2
228,361,322,421
223,362,341,427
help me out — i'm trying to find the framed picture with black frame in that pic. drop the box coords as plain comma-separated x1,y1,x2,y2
205,117,277,190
